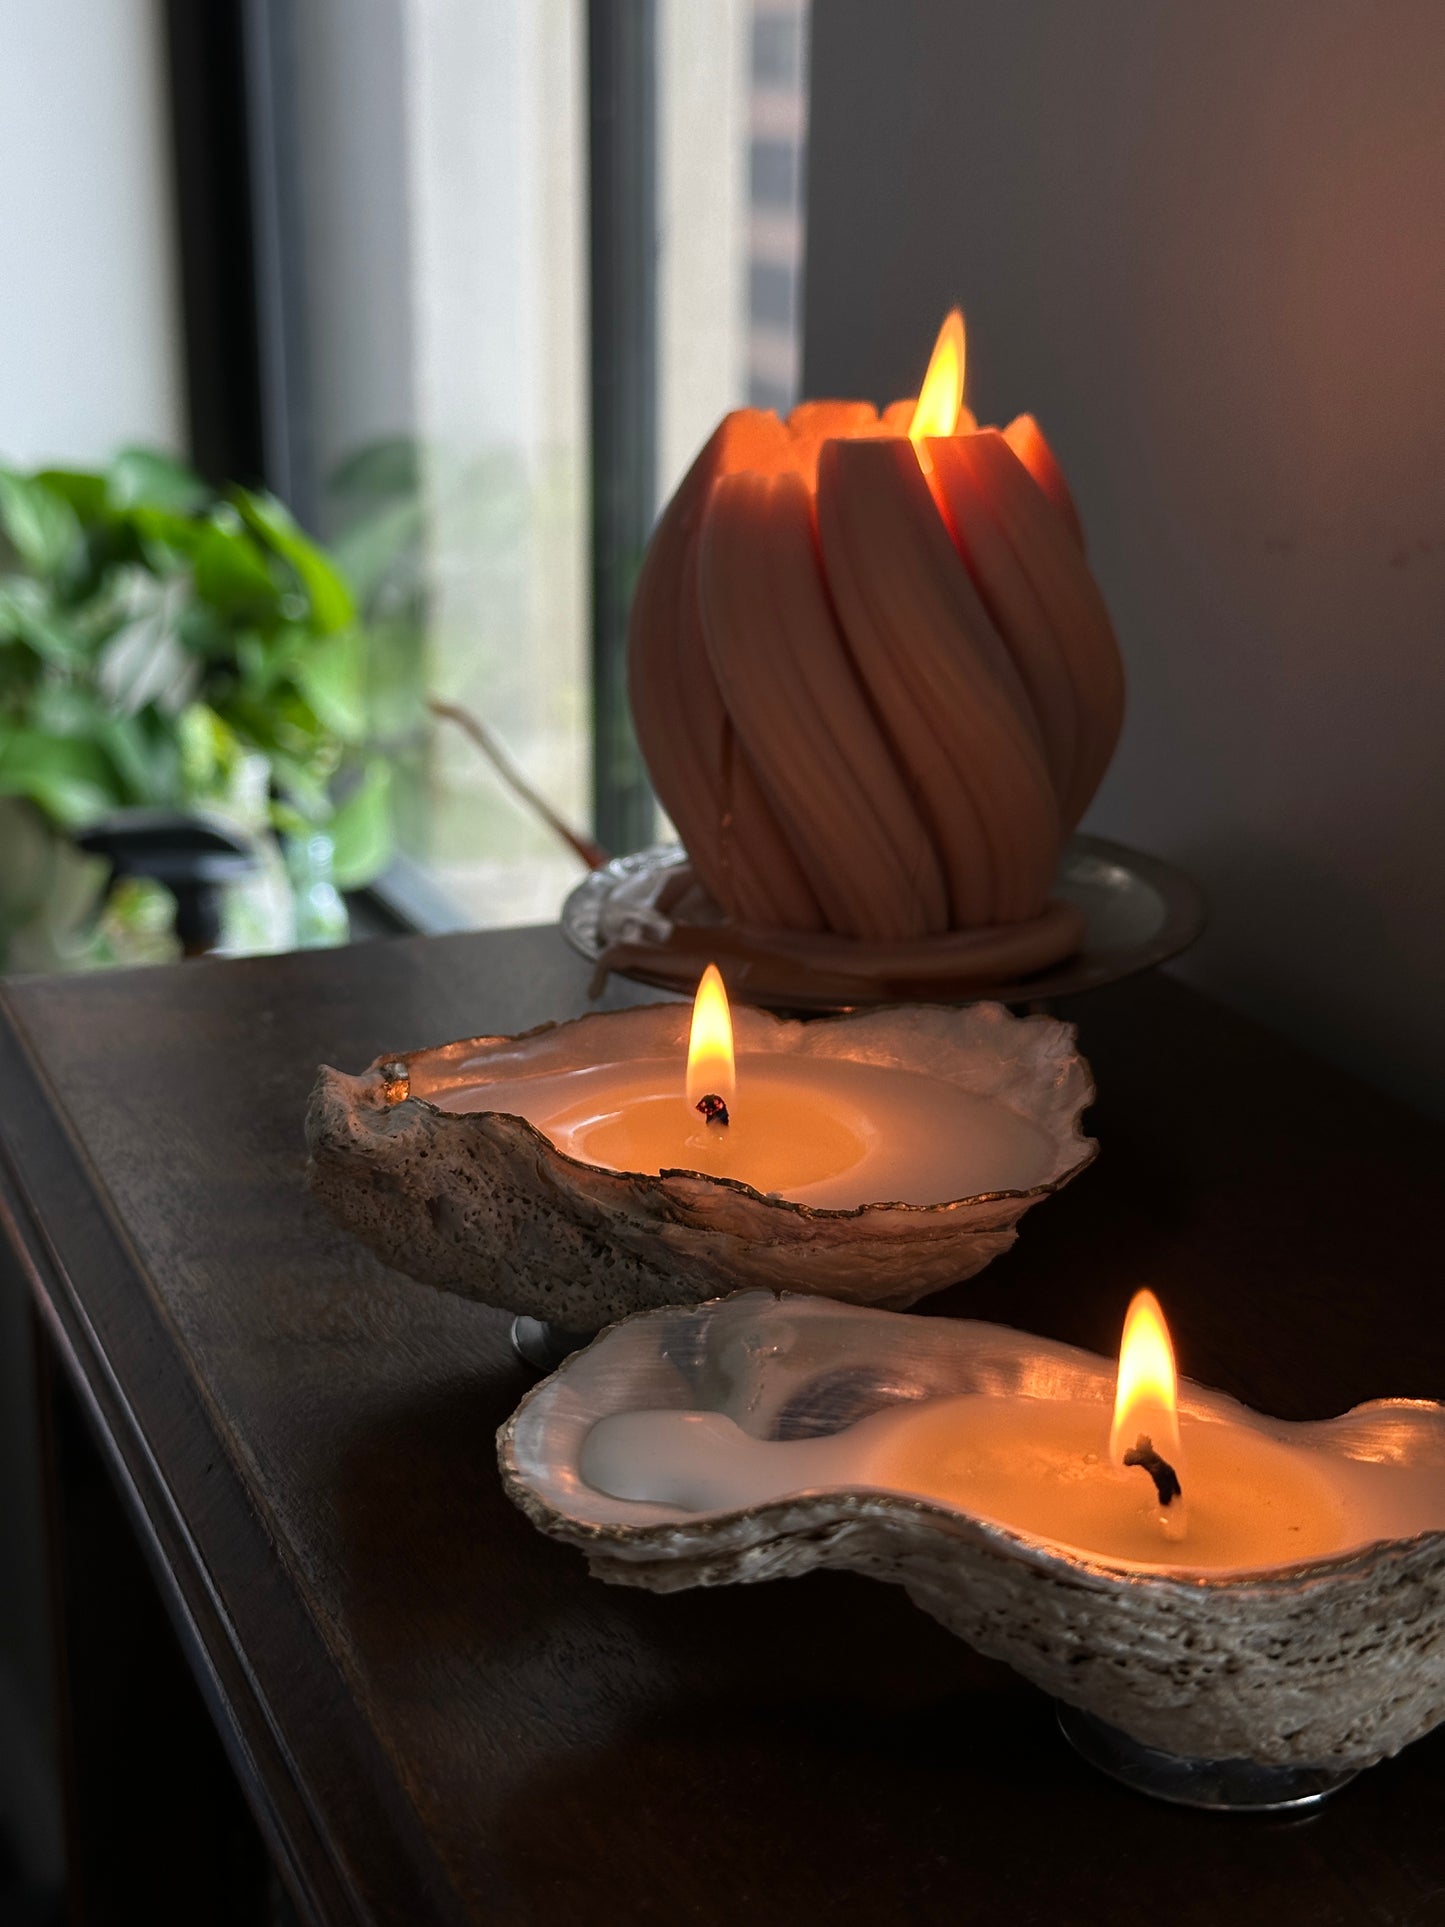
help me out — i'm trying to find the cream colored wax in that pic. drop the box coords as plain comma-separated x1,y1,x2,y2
438,1056,1054,1209
578,1392,1439,1574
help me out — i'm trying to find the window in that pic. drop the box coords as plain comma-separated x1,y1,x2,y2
186,0,811,933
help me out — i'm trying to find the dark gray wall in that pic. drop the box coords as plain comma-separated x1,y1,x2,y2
805,0,1445,1115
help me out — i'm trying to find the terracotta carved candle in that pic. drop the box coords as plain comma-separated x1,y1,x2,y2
620,311,1127,1002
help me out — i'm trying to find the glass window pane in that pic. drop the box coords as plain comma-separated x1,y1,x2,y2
658,0,811,493
285,0,809,928
405,0,591,925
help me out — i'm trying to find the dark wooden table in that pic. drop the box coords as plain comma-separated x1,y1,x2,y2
2,927,1443,1926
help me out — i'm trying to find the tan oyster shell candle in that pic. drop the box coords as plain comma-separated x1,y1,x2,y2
623,311,1126,1002
502,1290,1445,1808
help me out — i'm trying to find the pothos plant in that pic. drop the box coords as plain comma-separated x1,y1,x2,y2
0,448,404,970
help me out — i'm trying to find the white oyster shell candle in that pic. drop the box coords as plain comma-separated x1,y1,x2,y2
499,1291,1445,1773
306,989,1095,1329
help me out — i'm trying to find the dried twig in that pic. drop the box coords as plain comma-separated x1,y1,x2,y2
428,697,609,872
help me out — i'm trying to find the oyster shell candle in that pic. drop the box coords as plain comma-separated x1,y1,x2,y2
305,978,1094,1328
618,310,1128,1003
501,1291,1445,1800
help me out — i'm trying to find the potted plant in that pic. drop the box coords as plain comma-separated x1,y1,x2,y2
0,448,399,970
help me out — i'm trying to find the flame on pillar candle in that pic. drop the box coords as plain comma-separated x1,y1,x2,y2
908,308,967,458
1109,1288,1184,1473
686,963,737,1113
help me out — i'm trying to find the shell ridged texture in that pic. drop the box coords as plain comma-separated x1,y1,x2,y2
627,405,1125,946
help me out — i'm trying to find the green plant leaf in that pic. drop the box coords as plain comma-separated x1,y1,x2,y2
231,630,276,699
26,679,103,736
192,518,280,618
327,759,393,888
294,628,368,742
0,575,90,665
96,575,199,716
177,701,243,799
105,448,209,515
35,469,108,522
0,730,125,828
96,710,180,807
126,505,206,580
19,683,175,807
64,567,149,647
0,470,83,577
176,600,232,661
220,678,337,769
235,490,355,634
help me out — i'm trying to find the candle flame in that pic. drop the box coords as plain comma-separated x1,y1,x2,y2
1109,1289,1183,1472
686,963,736,1111
908,308,967,446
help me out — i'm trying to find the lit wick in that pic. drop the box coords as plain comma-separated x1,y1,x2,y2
1123,1434,1183,1508
687,964,736,1134
1110,1289,1188,1538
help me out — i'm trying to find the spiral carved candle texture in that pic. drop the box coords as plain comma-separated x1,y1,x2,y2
626,314,1127,996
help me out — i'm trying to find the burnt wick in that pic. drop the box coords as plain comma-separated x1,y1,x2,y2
1123,1434,1183,1508
695,1093,730,1128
